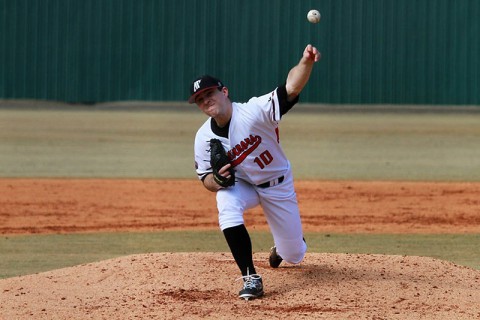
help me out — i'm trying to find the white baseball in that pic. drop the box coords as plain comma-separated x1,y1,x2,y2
307,9,321,24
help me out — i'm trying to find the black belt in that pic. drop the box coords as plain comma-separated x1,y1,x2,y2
256,176,284,188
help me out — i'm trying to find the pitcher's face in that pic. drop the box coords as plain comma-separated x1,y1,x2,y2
195,87,229,118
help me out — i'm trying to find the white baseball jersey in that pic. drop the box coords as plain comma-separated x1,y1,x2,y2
194,84,306,264
194,85,296,185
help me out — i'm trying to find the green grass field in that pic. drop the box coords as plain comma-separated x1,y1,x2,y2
1,106,479,279
1,107,479,180
1,232,479,279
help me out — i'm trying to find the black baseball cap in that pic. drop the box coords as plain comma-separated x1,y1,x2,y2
188,75,224,104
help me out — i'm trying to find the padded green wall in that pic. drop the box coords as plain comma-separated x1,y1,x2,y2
1,0,479,104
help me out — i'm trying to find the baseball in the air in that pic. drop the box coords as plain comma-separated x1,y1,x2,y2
307,9,321,24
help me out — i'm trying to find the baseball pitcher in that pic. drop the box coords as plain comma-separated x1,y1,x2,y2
190,44,321,300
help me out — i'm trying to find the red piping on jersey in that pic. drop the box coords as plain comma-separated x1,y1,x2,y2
272,91,280,143
228,135,262,167
272,91,276,121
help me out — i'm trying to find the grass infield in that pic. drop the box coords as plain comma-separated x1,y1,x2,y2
1,231,479,279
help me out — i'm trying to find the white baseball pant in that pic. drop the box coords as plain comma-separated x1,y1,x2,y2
216,169,306,264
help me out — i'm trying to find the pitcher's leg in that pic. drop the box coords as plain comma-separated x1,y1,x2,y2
223,224,256,276
266,197,306,264
217,179,259,230
216,180,260,276
258,175,306,264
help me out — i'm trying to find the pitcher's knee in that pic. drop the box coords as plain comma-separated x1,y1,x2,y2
278,239,307,264
218,202,245,231
218,210,244,231
282,249,306,264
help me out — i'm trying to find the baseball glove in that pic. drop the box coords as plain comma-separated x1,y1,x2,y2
209,138,235,187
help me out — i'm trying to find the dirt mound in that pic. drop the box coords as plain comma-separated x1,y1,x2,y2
1,253,479,319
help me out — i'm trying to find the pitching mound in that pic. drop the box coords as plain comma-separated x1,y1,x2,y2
1,253,479,319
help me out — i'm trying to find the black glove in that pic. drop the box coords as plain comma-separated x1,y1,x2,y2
209,138,235,187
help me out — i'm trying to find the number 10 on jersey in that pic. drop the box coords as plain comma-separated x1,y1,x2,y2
254,150,273,169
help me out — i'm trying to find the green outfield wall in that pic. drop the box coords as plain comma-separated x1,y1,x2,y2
1,0,479,105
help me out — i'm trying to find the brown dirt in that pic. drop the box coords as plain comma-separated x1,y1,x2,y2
1,179,480,234
1,179,480,319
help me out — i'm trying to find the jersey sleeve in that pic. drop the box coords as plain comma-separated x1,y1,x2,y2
248,84,299,123
194,122,214,181
277,83,299,116
194,137,211,181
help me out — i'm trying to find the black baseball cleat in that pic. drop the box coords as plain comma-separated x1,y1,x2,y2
238,274,264,301
269,246,283,268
